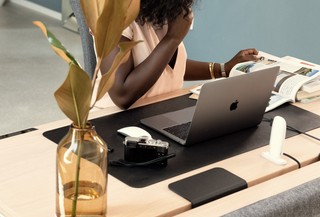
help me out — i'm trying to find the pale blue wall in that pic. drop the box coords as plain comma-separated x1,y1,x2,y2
28,0,320,65
184,0,320,65
27,0,61,12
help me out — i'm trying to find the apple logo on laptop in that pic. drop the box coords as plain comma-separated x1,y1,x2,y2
230,100,238,111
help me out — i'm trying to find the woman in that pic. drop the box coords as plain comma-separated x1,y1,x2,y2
95,0,259,110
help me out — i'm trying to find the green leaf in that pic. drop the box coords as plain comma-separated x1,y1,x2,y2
95,40,141,102
54,64,92,128
33,21,79,66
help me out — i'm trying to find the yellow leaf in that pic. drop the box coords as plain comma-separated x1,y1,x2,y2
95,0,127,60
124,0,140,30
79,0,99,35
95,41,141,102
97,0,105,15
54,64,92,128
32,21,48,38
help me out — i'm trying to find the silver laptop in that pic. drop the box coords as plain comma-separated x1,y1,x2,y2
141,66,279,146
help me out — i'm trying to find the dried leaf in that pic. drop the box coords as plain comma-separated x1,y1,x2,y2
79,0,99,35
32,21,79,66
124,0,140,30
95,41,141,102
54,64,92,128
97,0,105,15
95,0,127,60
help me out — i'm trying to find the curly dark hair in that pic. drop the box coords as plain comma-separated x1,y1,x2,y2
136,0,196,28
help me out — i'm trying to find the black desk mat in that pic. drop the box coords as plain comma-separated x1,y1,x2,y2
43,94,320,188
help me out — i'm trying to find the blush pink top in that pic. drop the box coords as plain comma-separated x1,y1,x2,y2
93,21,187,109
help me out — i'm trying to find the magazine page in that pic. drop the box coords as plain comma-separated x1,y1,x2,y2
189,78,226,95
189,85,202,95
229,56,276,77
229,51,320,102
265,92,293,112
282,56,320,68
261,52,320,101
192,52,320,111
281,56,320,94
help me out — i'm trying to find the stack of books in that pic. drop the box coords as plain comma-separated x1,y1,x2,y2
283,56,320,103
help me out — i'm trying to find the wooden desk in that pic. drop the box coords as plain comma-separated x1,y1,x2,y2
0,86,319,217
175,161,320,217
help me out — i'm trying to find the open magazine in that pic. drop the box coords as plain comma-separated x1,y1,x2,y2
190,51,320,112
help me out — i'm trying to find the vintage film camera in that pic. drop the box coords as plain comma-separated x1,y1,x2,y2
124,136,170,167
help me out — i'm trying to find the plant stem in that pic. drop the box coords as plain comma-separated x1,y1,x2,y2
91,57,101,92
72,130,85,216
90,58,101,110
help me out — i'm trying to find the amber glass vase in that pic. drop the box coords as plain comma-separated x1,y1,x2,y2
56,122,108,217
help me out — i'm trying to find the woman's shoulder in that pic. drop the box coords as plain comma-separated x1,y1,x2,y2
123,21,153,40
122,21,141,39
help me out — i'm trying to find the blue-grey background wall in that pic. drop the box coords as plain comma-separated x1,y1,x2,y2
27,0,61,13
28,0,320,65
185,0,320,65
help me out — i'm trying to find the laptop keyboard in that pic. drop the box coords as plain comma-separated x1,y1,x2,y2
163,122,191,141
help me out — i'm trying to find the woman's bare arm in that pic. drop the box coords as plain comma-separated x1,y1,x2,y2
184,49,260,80
100,10,194,110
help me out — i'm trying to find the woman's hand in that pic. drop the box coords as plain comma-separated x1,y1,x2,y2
165,8,194,45
225,49,260,75
105,9,194,110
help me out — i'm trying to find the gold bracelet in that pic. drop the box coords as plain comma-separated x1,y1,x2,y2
209,62,215,79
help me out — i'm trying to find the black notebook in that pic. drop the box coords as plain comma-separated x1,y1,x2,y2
169,168,247,208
